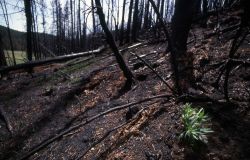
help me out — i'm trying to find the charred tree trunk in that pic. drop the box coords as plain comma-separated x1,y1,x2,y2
0,34,7,67
70,0,75,51
126,0,134,43
201,0,208,27
91,0,96,34
0,0,16,65
94,0,134,84
119,0,126,46
24,0,33,61
223,0,250,101
143,0,150,30
132,0,139,42
171,0,199,93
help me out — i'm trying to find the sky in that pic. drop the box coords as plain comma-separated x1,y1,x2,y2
0,0,92,32
0,0,174,33
0,0,26,31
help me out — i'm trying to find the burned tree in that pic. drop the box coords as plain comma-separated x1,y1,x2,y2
24,0,33,61
171,0,199,93
0,0,16,65
94,0,134,85
126,0,134,43
119,0,127,46
0,34,7,67
131,0,139,42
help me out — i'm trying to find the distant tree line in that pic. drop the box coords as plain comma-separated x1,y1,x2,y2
0,0,242,66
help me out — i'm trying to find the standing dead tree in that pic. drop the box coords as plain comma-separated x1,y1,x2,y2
24,0,33,62
119,0,126,46
223,0,250,101
0,0,16,65
94,0,134,85
170,0,200,94
148,0,179,94
0,34,7,67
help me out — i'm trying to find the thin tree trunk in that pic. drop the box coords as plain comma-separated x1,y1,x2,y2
126,0,134,43
0,0,16,65
119,0,126,46
132,0,139,42
70,0,74,51
143,1,150,29
92,0,96,34
78,0,81,49
0,34,7,67
94,0,134,84
24,0,33,61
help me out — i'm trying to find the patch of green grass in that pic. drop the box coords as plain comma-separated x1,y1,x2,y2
179,103,213,149
4,50,27,65
61,58,96,74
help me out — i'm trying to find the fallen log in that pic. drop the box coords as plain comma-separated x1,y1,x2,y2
204,24,240,39
0,46,106,75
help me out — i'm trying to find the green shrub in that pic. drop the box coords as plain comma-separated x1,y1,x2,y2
179,103,213,148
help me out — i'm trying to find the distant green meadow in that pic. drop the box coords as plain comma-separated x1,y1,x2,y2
4,50,27,65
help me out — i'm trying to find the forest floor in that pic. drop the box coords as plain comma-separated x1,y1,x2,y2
0,10,250,160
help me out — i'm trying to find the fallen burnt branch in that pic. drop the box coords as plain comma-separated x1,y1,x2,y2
130,52,176,94
0,46,106,75
19,94,171,160
96,104,161,159
204,24,240,38
75,104,153,160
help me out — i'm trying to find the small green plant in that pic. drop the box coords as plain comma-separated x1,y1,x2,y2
179,103,213,149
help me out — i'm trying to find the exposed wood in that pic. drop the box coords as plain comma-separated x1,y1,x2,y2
76,106,150,160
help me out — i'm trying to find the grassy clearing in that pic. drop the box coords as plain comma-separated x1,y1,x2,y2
4,50,27,65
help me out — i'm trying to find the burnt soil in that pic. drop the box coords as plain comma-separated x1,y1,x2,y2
0,11,250,160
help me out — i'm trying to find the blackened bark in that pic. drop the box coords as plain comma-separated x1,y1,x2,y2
70,0,74,51
148,0,179,94
95,0,134,83
171,0,198,55
223,0,250,100
24,0,33,61
143,1,150,29
0,0,16,65
91,0,96,34
171,0,199,93
0,34,7,67
202,0,208,27
119,0,126,46
132,0,139,42
126,0,134,43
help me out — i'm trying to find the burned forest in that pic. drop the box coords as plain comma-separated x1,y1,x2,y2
0,0,250,159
